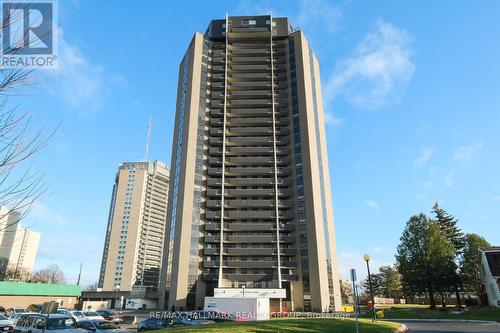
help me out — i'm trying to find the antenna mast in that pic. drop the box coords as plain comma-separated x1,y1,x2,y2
77,263,83,285
144,116,152,161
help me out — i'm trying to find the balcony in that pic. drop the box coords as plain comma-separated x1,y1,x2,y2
204,222,295,232
210,188,277,198
226,147,290,156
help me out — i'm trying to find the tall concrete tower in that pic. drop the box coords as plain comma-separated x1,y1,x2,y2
99,161,169,295
159,15,341,312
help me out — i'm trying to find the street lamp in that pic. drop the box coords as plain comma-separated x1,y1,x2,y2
363,254,376,321
242,285,245,298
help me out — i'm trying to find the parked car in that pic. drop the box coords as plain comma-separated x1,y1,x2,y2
69,312,104,322
177,313,214,326
94,311,122,324
77,320,127,333
190,311,234,322
12,314,86,333
0,308,7,317
0,313,14,331
56,310,72,316
6,309,25,318
8,313,34,325
137,317,185,332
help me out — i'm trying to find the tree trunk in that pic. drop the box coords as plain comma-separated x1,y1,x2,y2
441,292,446,308
429,284,436,310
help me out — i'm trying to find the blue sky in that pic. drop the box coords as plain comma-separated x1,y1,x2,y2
15,0,500,286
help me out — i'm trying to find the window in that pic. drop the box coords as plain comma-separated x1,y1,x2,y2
24,316,35,327
33,318,46,329
242,19,256,26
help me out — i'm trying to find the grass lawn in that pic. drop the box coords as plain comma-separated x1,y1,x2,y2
158,318,400,333
363,305,500,322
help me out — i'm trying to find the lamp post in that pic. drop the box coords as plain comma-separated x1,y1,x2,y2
242,285,245,298
363,254,376,321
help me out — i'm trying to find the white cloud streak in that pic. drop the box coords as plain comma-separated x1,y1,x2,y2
47,29,126,118
453,143,483,162
364,199,380,209
324,20,414,109
297,0,342,34
30,201,69,226
415,147,434,166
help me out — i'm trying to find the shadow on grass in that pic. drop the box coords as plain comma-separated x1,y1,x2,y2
162,318,399,333
366,306,500,322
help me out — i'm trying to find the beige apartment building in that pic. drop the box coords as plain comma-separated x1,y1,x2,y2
159,15,341,312
98,161,169,295
0,207,40,274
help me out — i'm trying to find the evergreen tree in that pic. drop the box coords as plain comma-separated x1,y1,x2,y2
396,214,455,309
362,273,384,297
461,233,491,305
432,202,465,306
432,202,465,251
379,265,402,299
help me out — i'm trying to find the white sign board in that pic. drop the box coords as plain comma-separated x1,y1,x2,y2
214,288,286,299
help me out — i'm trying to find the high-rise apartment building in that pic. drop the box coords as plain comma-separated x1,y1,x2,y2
99,161,169,293
159,15,341,312
0,207,41,274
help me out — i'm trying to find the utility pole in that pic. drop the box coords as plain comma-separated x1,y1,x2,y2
76,263,83,285
144,116,152,161
364,254,376,321
350,269,359,333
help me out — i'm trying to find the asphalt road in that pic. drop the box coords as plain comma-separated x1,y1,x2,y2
401,321,500,333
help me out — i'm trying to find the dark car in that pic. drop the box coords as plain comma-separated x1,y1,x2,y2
137,318,185,332
77,320,127,333
190,311,234,322
94,311,122,324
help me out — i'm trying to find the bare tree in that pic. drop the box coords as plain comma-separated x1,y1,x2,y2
32,264,65,284
84,281,99,291
0,257,35,282
0,2,55,229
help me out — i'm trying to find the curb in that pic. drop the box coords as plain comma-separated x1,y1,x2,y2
394,324,408,333
384,318,497,324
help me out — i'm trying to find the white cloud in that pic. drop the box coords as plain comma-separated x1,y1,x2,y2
324,20,414,109
453,143,483,162
492,196,500,201
444,170,455,188
324,112,342,126
29,201,68,226
47,29,126,118
297,0,342,35
364,199,380,209
414,147,434,166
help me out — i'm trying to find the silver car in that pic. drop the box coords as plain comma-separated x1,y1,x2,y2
0,314,14,332
13,314,86,333
77,320,128,333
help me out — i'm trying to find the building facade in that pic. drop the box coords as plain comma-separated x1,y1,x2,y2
479,247,500,307
0,207,40,274
99,161,169,294
159,15,341,312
